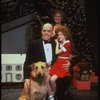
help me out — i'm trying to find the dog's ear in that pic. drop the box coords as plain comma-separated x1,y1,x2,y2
29,63,34,70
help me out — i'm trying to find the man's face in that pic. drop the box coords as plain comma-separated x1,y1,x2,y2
41,24,53,41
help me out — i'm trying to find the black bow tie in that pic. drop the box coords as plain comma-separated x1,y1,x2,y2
43,40,51,44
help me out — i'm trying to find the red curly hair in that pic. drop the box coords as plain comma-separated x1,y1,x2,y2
55,25,71,37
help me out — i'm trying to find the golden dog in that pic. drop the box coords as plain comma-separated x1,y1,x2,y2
19,61,49,100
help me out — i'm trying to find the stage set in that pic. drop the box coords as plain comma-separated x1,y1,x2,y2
1,0,99,100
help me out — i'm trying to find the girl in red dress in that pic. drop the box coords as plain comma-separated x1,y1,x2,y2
49,25,72,98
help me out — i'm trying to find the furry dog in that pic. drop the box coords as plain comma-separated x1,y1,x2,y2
19,61,49,100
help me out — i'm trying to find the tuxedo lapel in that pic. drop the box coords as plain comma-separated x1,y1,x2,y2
51,39,56,61
39,39,46,61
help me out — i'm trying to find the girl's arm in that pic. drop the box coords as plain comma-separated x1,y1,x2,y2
55,39,63,55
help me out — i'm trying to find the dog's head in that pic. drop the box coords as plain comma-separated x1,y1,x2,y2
30,61,49,84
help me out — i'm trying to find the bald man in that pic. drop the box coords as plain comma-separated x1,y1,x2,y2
23,23,71,100
24,23,56,79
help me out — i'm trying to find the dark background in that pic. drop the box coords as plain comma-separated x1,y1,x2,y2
85,0,99,75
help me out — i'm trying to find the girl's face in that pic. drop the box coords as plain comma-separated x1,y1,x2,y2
54,13,62,24
57,32,66,42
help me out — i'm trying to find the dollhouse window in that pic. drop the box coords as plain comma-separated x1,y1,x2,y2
6,65,12,71
16,74,22,80
16,65,22,71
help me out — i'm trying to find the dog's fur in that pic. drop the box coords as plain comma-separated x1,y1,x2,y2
19,61,49,100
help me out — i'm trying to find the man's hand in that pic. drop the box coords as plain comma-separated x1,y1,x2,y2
62,60,71,70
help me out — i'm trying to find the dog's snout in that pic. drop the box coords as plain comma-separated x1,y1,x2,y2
38,73,42,76
37,73,42,77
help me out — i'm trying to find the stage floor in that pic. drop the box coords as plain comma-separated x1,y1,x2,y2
1,87,99,100
1,89,22,100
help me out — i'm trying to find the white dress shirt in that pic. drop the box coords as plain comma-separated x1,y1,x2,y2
43,41,52,64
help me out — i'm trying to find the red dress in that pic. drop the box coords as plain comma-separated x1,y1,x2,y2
50,40,71,78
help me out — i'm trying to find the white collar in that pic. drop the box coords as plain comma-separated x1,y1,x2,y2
60,40,70,46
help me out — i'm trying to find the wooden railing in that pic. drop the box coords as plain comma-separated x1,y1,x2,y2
1,0,35,24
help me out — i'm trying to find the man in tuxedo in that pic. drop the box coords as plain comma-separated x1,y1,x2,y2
23,23,71,100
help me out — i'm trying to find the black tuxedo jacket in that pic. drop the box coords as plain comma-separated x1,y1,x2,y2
23,38,57,79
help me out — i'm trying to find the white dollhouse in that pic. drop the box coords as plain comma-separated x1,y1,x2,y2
1,54,26,83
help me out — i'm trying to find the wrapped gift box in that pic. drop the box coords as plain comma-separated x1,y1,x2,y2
72,78,91,90
90,75,98,83
77,80,90,90
72,78,77,88
90,72,98,83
